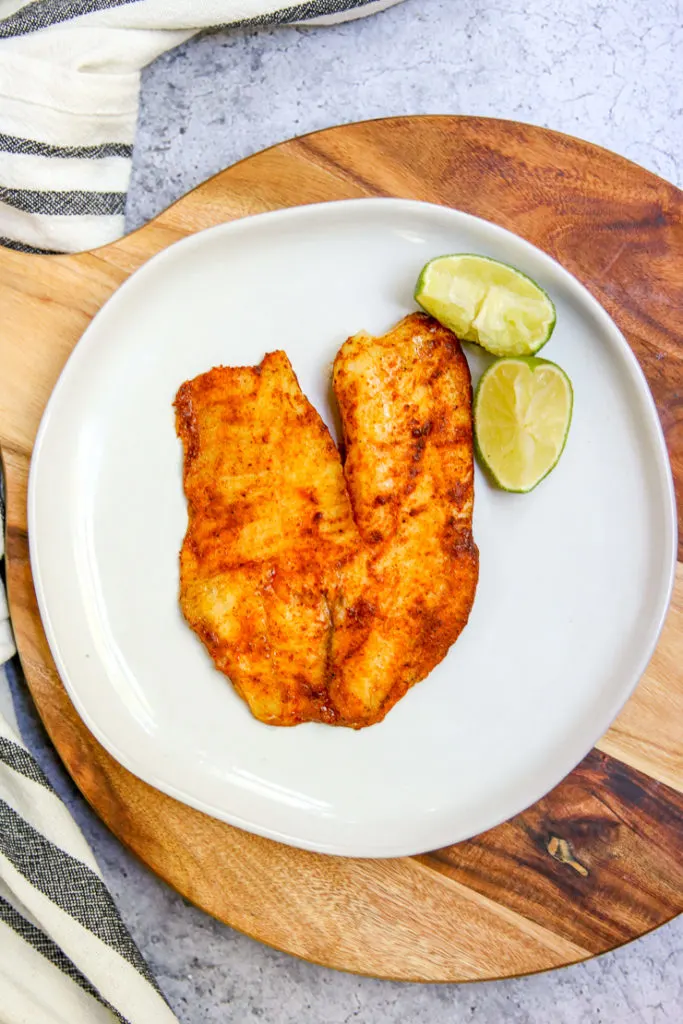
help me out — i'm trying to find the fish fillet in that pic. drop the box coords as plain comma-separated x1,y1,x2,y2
175,312,478,728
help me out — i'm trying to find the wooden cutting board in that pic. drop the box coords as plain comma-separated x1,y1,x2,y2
2,116,683,982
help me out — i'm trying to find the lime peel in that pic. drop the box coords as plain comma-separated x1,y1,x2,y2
415,254,556,357
474,356,573,493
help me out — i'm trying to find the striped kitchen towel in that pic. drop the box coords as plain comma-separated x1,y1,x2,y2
0,0,404,255
0,493,177,1022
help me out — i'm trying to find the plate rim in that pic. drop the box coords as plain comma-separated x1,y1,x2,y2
28,196,679,857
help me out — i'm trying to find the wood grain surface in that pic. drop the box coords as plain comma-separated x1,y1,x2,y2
1,116,682,981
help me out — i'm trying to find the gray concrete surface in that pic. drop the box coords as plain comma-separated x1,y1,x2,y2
25,0,683,1021
127,0,683,231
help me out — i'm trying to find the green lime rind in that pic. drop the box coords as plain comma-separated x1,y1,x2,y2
473,356,573,493
415,253,556,358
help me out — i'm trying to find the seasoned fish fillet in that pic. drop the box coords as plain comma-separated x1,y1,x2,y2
175,313,478,728
175,352,359,726
329,313,479,725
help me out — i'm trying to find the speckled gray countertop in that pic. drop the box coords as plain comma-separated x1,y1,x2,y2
23,0,683,1021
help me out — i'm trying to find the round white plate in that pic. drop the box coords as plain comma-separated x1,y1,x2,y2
29,199,676,857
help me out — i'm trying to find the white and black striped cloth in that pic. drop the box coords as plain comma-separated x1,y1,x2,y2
0,0,403,254
0,4,404,1019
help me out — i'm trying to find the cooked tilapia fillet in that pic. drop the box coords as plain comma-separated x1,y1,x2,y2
175,313,478,728
175,352,359,726
329,313,479,725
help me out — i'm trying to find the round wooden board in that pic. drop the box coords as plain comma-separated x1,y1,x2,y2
2,117,683,982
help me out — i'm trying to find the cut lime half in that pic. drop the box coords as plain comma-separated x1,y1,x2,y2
415,253,556,357
474,357,573,492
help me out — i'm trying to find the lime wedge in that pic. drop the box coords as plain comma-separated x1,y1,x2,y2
415,254,556,357
474,357,573,492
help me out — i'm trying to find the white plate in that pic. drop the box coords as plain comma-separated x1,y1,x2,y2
29,199,676,857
